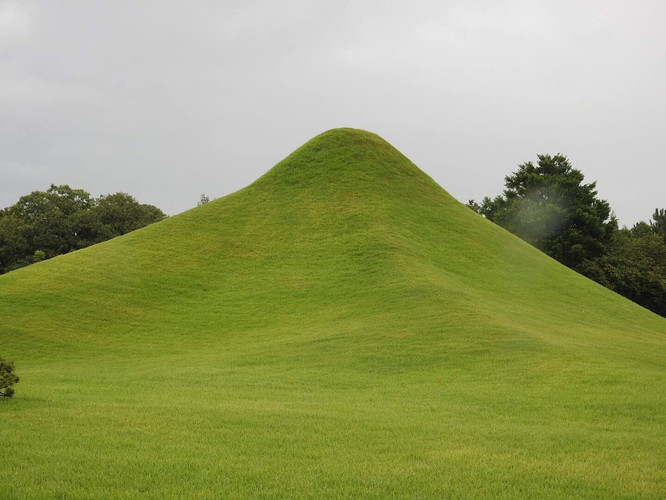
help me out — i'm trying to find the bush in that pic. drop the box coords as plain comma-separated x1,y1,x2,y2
0,358,19,398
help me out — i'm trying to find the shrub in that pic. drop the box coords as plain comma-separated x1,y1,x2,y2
33,250,46,263
0,358,19,398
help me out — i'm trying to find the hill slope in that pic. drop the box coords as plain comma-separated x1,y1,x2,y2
1,128,665,498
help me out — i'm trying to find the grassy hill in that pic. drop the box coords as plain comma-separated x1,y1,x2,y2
1,128,665,498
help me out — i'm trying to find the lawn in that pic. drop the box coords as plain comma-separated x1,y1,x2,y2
1,129,665,498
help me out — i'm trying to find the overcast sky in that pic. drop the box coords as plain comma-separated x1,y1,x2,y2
1,1,664,226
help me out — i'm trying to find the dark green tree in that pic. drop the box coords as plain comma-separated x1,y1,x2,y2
0,358,19,398
0,185,166,273
630,221,653,238
581,227,666,317
651,208,666,240
466,199,482,214
92,193,166,239
474,154,617,270
3,185,94,261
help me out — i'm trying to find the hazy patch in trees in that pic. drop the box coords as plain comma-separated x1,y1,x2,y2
471,154,617,271
472,156,665,317
0,185,166,273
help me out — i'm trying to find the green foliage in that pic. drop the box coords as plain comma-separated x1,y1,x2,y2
582,212,666,317
0,358,19,398
33,250,46,263
472,159,664,317
475,154,617,270
0,185,166,273
0,129,665,497
651,208,666,241
93,193,167,238
465,199,482,213
631,221,653,238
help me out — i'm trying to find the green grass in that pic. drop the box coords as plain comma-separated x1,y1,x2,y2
1,128,665,498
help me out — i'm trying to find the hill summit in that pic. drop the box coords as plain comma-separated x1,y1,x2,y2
1,128,664,498
255,128,432,187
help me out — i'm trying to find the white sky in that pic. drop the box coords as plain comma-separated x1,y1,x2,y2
1,0,664,225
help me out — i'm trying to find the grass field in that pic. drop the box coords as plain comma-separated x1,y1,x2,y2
1,128,665,498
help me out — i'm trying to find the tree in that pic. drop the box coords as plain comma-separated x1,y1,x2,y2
2,185,94,263
91,193,166,239
466,199,482,214
0,358,19,398
0,185,166,274
651,208,666,240
473,154,617,270
581,226,666,317
630,221,653,238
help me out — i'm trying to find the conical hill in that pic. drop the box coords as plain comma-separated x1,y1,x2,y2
0,128,664,498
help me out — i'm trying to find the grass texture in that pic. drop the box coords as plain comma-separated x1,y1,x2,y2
1,129,665,498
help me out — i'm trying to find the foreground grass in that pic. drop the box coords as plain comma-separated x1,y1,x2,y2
2,335,664,498
1,129,665,498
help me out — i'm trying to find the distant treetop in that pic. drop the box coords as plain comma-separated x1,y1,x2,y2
0,184,166,273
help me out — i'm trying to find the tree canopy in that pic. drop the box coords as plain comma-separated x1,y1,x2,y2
651,208,666,239
0,185,166,273
471,154,617,270
581,210,666,317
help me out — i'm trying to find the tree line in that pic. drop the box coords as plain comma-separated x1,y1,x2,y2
0,185,166,274
469,154,665,317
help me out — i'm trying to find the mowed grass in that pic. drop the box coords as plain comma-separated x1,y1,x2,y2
1,128,665,498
